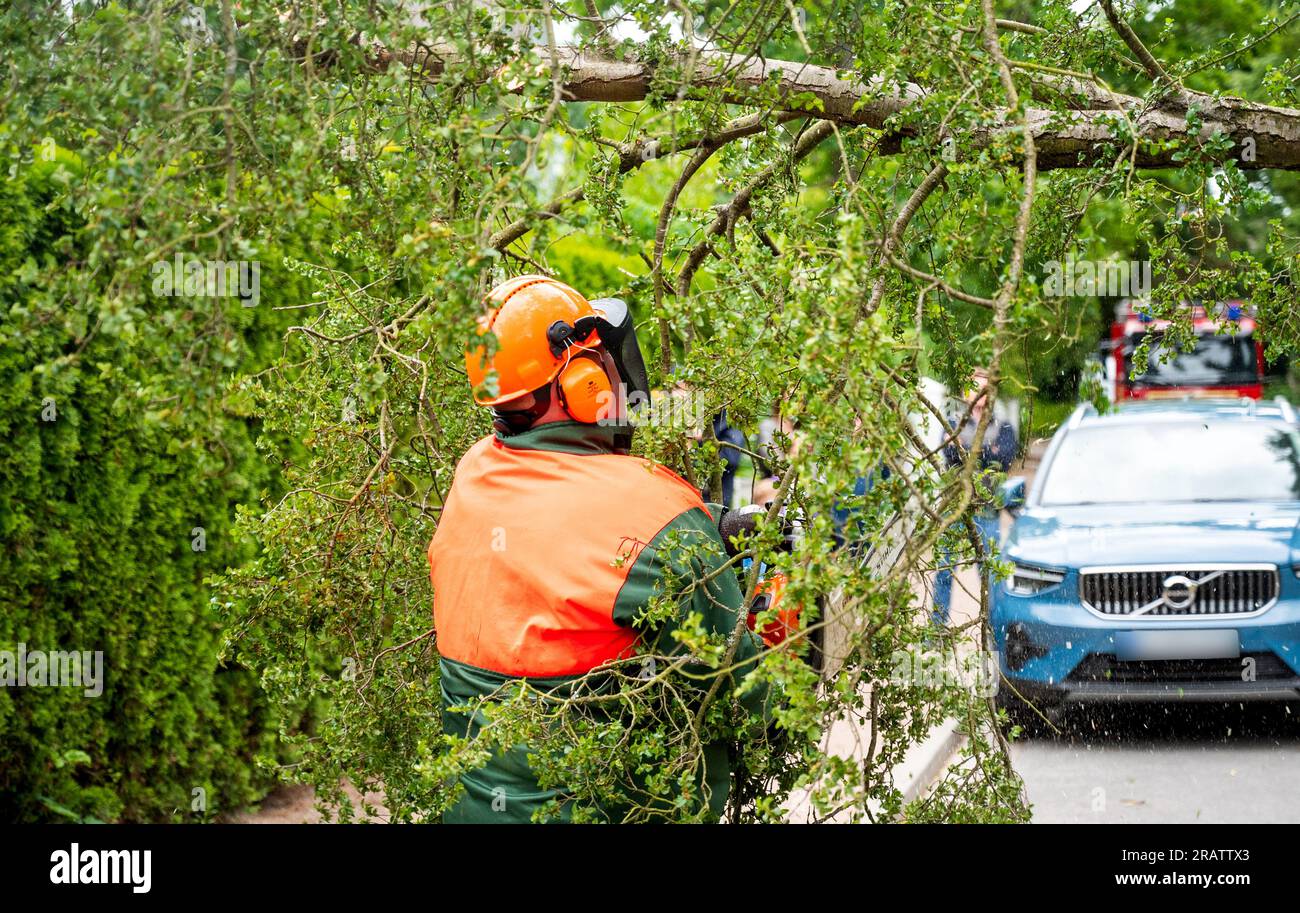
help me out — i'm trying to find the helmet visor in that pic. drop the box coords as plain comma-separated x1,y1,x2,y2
589,298,650,411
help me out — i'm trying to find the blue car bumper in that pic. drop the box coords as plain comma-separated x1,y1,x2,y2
991,584,1300,703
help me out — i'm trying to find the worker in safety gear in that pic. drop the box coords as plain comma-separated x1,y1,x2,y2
932,368,1019,624
428,275,771,823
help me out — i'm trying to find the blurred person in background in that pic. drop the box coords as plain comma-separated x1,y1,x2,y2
712,410,746,508
666,376,746,508
752,407,798,506
932,368,1019,624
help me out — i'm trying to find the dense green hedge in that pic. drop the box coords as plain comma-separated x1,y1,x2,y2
0,167,281,822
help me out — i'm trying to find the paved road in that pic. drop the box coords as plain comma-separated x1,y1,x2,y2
1011,703,1300,823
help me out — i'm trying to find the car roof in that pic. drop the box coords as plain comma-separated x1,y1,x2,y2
1066,397,1297,429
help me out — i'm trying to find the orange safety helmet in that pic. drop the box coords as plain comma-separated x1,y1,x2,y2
467,275,641,425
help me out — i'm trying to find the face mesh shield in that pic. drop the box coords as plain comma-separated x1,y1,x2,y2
589,298,650,416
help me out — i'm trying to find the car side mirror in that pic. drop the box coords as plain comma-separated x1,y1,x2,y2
999,476,1026,515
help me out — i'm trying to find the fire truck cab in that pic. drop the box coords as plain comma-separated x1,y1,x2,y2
1106,300,1265,401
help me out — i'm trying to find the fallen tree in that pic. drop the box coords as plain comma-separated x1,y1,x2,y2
378,43,1300,171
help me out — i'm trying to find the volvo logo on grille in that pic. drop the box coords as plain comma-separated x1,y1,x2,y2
1161,574,1198,609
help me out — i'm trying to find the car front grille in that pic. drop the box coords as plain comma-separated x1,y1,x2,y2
1079,565,1279,617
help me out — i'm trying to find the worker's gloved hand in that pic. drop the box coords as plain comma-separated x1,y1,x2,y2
717,504,800,557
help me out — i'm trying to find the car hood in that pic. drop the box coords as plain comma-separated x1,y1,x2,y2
1006,501,1300,568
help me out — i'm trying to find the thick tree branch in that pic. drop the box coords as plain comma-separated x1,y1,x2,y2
380,43,1300,171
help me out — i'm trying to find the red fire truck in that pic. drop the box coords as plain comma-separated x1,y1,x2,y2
1106,300,1265,401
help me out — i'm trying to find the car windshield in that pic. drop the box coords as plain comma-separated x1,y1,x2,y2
1127,331,1257,387
1039,421,1300,506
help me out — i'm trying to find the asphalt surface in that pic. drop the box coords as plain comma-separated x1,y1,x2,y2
1010,702,1300,823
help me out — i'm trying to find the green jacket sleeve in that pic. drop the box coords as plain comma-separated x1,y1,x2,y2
611,505,771,720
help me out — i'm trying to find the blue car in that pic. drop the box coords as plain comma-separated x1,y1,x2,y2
991,397,1300,725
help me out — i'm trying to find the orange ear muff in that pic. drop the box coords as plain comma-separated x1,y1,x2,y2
557,357,613,424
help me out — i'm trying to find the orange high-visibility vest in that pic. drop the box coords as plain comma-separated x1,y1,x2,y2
428,431,709,678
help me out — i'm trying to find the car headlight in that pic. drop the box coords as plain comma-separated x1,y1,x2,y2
1007,562,1066,596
